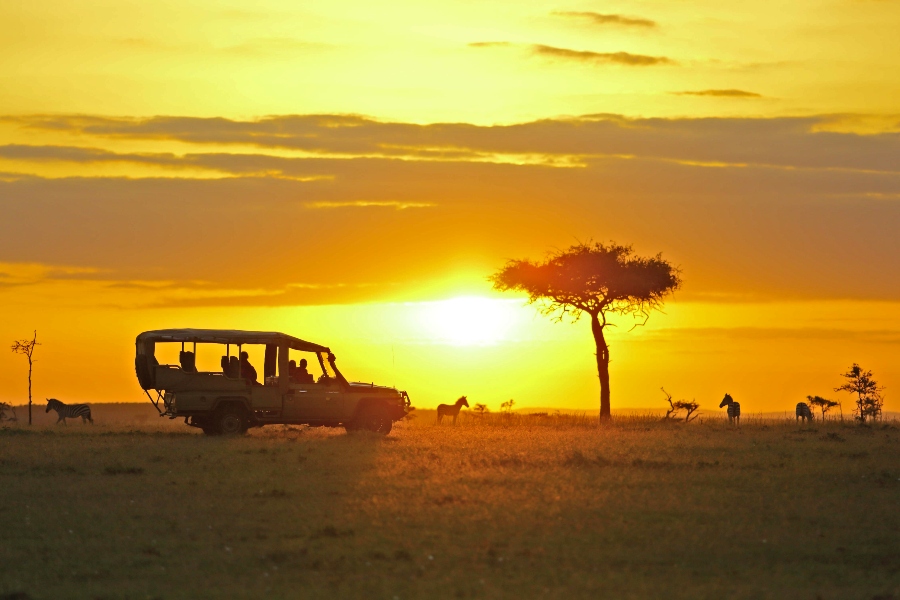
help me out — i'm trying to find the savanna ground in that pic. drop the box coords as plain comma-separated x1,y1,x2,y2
1,404,899,600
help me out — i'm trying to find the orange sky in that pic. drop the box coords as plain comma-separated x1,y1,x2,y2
1,0,898,413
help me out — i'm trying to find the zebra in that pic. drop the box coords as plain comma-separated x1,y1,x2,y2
436,396,469,425
719,393,741,425
795,402,813,422
46,398,93,425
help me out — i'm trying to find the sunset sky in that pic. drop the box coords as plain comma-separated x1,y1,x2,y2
1,0,898,413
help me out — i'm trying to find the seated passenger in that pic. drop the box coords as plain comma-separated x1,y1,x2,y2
294,358,314,384
222,355,239,378
180,350,197,373
239,351,259,385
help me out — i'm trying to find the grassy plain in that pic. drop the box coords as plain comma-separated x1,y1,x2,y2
1,404,899,600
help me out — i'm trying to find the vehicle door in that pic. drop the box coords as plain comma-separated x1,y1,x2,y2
250,384,283,410
321,379,345,420
283,383,332,422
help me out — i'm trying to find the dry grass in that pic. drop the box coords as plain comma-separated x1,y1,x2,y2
2,404,899,599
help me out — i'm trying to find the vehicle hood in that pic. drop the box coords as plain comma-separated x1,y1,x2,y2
348,382,397,393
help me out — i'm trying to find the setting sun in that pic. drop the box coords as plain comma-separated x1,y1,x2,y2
415,296,518,346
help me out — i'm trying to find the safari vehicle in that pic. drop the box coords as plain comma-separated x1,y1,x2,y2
134,329,410,435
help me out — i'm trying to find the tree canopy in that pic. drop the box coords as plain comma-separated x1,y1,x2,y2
491,242,681,321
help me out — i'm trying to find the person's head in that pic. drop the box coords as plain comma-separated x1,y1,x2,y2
299,358,307,368
240,351,249,360
289,360,296,368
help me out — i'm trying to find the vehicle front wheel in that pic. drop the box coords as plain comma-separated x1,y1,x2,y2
214,408,248,435
350,405,393,435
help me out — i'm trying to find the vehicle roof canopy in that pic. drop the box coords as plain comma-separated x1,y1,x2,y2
136,329,330,353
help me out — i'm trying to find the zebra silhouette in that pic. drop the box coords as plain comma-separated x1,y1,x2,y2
46,398,93,425
795,402,813,422
719,393,741,425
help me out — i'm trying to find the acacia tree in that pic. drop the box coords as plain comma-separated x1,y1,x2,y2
835,363,884,423
11,330,40,426
807,395,839,421
492,242,681,421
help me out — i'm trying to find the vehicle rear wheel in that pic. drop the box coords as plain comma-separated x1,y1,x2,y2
215,408,248,435
351,405,393,435
191,417,217,436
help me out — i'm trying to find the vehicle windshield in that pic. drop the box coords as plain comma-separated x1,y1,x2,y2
319,352,337,379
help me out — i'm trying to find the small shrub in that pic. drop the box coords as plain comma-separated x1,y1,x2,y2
0,402,18,423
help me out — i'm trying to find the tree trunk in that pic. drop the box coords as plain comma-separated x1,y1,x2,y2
591,312,611,421
28,357,32,426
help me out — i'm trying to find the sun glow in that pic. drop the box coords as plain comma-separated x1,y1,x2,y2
416,296,517,346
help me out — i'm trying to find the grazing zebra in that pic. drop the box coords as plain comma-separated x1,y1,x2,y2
46,398,93,425
719,393,741,425
796,402,813,422
436,396,469,425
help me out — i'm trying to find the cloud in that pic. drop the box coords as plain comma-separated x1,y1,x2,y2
469,42,674,66
551,11,657,28
0,260,387,308
675,89,763,98
1,140,899,306
0,171,37,182
0,144,184,166
531,44,674,66
6,114,900,174
2,112,900,305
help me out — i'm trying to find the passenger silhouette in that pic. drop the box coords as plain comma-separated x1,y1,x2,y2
288,358,312,383
180,350,197,373
295,358,313,384
239,351,258,385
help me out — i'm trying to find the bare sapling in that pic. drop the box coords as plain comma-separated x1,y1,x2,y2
662,388,677,420
661,387,700,422
11,330,40,426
